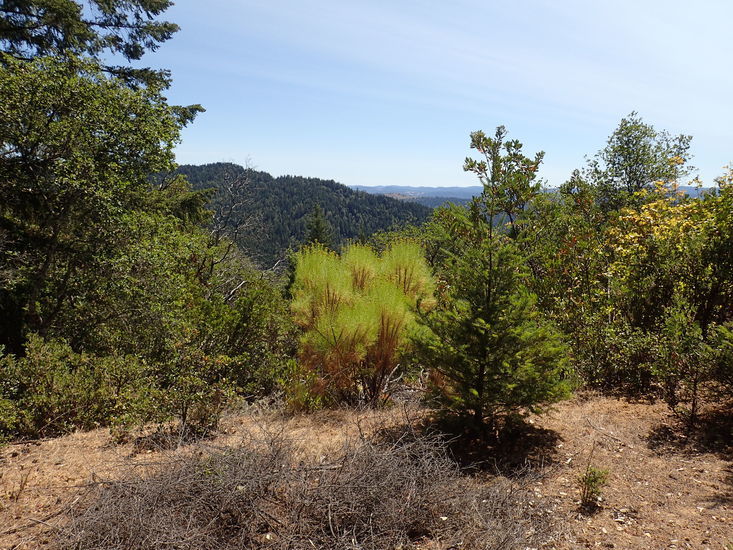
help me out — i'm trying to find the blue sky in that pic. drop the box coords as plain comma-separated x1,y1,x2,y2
145,0,732,187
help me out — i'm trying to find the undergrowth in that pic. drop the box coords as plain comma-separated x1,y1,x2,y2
61,427,555,549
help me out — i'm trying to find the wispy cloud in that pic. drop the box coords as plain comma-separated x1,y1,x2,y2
156,0,732,186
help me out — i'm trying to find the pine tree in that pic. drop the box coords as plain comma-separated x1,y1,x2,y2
290,242,435,406
304,204,334,249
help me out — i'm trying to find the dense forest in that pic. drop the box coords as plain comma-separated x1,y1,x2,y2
177,163,432,266
398,194,472,208
1,2,732,548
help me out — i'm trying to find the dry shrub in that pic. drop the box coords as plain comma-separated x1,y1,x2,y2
61,429,554,549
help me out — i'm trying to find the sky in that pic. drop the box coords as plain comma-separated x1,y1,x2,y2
143,0,733,188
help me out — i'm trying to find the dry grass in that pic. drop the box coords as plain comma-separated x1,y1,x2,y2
59,424,553,550
534,394,733,549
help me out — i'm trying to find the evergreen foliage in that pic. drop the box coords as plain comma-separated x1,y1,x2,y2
1,0,732,455
0,53,192,355
0,0,182,87
304,204,334,249
412,128,570,428
0,2,294,440
290,242,435,407
176,163,432,267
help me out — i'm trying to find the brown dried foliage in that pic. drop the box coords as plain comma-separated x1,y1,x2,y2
60,428,554,549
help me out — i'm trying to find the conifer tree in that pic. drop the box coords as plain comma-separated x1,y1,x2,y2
412,128,570,429
0,0,181,87
290,241,434,406
304,204,334,249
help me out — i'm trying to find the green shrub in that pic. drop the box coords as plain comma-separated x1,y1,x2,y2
196,272,296,399
572,319,658,394
712,322,733,398
0,335,153,439
0,335,245,442
0,397,21,441
579,465,609,509
156,345,236,438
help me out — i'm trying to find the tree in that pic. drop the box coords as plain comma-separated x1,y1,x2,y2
463,126,544,237
304,203,334,249
0,54,199,354
603,175,733,404
412,128,570,428
290,242,435,407
587,112,693,211
0,0,298,442
0,0,179,86
177,163,431,267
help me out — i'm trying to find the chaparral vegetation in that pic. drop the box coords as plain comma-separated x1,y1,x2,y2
1,2,732,549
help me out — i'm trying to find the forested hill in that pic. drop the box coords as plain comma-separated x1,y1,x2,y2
176,163,432,266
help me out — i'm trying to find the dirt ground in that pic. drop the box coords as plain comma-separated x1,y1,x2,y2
1,396,732,549
527,396,733,549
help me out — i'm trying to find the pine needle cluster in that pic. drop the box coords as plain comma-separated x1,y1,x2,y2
290,241,435,407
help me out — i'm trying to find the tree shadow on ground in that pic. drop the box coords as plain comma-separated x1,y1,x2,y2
375,412,562,478
126,424,217,455
647,406,733,505
647,406,733,459
712,466,733,506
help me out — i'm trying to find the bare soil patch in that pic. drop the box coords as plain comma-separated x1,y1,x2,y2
537,395,733,549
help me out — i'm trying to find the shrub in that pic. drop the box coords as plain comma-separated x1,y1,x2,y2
195,270,296,399
0,335,155,439
0,396,21,441
579,465,609,509
61,429,554,549
0,335,239,442
712,322,733,398
155,344,237,439
574,319,658,394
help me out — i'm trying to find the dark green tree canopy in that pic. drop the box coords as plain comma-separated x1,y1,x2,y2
177,163,431,266
304,203,334,249
0,0,179,85
0,53,192,353
0,0,296,444
0,0,177,59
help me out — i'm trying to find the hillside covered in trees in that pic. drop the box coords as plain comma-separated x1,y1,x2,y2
177,163,432,266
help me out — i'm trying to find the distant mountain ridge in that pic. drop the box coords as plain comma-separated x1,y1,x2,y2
176,164,712,266
351,185,483,198
352,184,712,206
177,163,432,266
351,185,482,208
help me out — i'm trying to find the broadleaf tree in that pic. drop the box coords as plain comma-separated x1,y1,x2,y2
586,111,694,211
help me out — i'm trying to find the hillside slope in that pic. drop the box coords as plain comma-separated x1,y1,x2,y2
2,396,731,549
177,163,432,266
